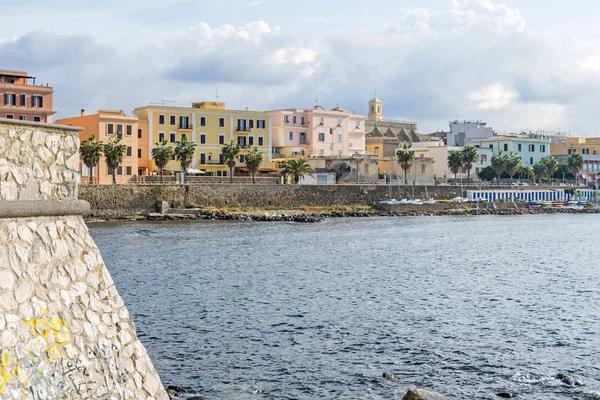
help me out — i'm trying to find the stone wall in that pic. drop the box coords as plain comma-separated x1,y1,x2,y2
79,183,480,219
0,119,168,399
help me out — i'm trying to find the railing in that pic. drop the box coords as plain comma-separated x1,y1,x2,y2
299,140,308,145
177,124,193,129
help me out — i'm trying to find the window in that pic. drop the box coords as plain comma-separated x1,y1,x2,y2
503,143,508,151
4,93,16,106
170,133,176,143
179,116,190,129
320,117,324,125
137,129,142,139
481,154,487,162
337,118,342,127
138,149,142,158
238,119,247,131
529,144,535,152
257,120,266,129
107,124,114,135
158,115,165,124
319,132,325,142
219,154,224,164
248,136,254,146
249,119,254,129
159,132,165,142
293,116,297,124
258,136,264,146
223,170,227,177
518,144,522,151
200,117,206,127
568,149,572,155
489,144,493,150
338,133,342,143
285,115,290,123
371,106,375,113
530,157,534,165
33,116,41,122
289,131,294,140
356,121,360,129
200,153,206,164
219,134,225,145
170,115,176,125
116,124,123,138
239,154,245,163
126,125,132,136
374,147,379,156
541,145,546,153
200,134,206,144
208,153,212,162
377,106,381,113
238,136,247,146
219,118,225,127
171,152,176,160
126,147,132,157
19,115,26,121
299,132,307,144
126,166,132,176
117,166,123,176
301,116,305,125
20,94,26,106
32,95,43,108
5,114,13,119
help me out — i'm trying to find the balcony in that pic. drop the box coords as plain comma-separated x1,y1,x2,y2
299,140,308,145
199,160,226,166
236,127,251,133
178,124,193,130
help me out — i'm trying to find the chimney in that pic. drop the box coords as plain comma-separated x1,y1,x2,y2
245,106,248,111
80,109,85,116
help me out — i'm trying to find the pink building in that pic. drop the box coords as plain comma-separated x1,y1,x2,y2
270,106,366,158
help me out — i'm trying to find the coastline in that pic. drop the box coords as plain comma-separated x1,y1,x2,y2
85,203,600,223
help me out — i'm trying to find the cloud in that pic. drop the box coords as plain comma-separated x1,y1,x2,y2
246,0,263,6
3,1,600,135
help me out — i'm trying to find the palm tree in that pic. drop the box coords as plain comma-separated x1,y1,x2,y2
461,145,478,184
447,151,463,184
280,159,315,184
396,143,415,184
151,141,174,183
491,151,505,183
503,152,521,184
103,137,127,185
244,146,264,183
532,161,545,184
80,134,103,184
568,152,584,185
541,156,559,185
222,140,241,183
174,134,196,184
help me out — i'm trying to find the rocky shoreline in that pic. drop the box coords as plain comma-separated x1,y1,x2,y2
86,204,600,223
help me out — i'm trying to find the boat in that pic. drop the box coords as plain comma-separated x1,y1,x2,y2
452,197,465,203
379,199,397,205
529,201,541,209
422,199,436,205
541,202,552,208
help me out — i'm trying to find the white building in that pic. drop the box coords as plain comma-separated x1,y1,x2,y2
448,120,494,146
469,136,550,168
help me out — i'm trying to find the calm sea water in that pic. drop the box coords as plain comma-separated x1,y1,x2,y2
88,215,600,399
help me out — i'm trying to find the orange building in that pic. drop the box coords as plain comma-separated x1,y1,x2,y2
0,69,55,122
57,110,144,184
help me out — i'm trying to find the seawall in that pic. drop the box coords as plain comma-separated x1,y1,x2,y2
79,184,475,219
0,119,168,399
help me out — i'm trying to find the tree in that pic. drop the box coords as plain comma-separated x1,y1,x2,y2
567,152,584,185
244,146,264,183
491,151,505,183
447,151,463,184
280,159,315,184
174,134,196,184
503,152,521,184
461,145,478,184
478,165,496,182
396,143,415,184
103,137,127,185
542,156,559,185
151,141,174,183
532,161,546,184
80,134,103,184
222,140,241,183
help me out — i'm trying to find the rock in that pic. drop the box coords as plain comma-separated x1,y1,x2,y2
402,389,448,400
555,373,584,386
166,385,188,399
382,372,399,381
497,392,518,398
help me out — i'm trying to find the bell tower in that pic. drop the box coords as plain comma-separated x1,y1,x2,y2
368,97,383,121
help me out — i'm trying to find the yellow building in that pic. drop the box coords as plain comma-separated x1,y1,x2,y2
551,137,600,156
133,102,273,177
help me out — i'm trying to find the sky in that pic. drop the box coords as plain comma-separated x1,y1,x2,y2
3,0,600,135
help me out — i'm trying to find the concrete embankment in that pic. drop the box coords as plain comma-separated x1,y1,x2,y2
79,184,521,219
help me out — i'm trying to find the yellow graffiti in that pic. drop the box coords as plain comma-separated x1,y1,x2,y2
0,352,20,394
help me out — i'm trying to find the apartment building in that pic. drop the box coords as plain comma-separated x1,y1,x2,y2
134,102,273,177
57,110,140,184
0,69,56,122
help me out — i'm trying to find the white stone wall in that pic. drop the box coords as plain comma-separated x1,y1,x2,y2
0,121,80,201
0,120,168,399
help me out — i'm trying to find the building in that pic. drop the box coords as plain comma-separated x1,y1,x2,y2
448,120,494,146
0,69,56,122
57,110,140,184
365,97,421,158
270,105,366,159
469,136,550,168
551,137,600,184
134,102,273,177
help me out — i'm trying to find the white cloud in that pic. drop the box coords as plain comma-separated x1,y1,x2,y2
469,83,518,110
